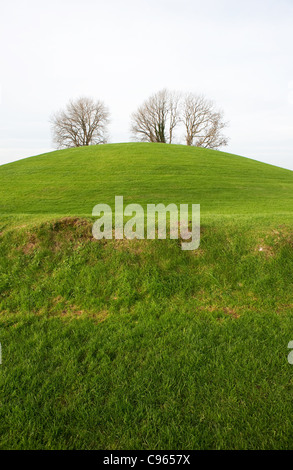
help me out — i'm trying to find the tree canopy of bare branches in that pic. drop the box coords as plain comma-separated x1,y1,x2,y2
130,89,181,144
51,97,109,149
182,93,228,149
131,89,228,150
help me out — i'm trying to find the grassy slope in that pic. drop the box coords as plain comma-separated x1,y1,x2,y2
0,143,293,450
0,143,292,218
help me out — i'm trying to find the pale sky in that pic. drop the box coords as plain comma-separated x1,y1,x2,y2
0,0,293,170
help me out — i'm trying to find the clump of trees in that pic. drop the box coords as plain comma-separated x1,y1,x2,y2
131,89,229,149
51,97,109,149
51,90,228,150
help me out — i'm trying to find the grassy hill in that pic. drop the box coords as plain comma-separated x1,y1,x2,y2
0,143,292,219
0,143,292,450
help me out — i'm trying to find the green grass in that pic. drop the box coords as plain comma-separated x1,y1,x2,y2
0,143,292,449
0,143,292,218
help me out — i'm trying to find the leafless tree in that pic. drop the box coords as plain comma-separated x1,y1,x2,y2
131,89,181,144
182,93,228,149
51,97,109,149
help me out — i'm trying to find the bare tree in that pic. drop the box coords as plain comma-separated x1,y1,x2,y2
131,89,181,144
51,97,109,149
182,93,228,149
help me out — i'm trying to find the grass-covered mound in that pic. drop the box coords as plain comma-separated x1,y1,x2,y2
0,143,292,449
0,143,292,218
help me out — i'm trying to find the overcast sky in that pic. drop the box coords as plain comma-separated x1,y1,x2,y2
0,0,293,170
